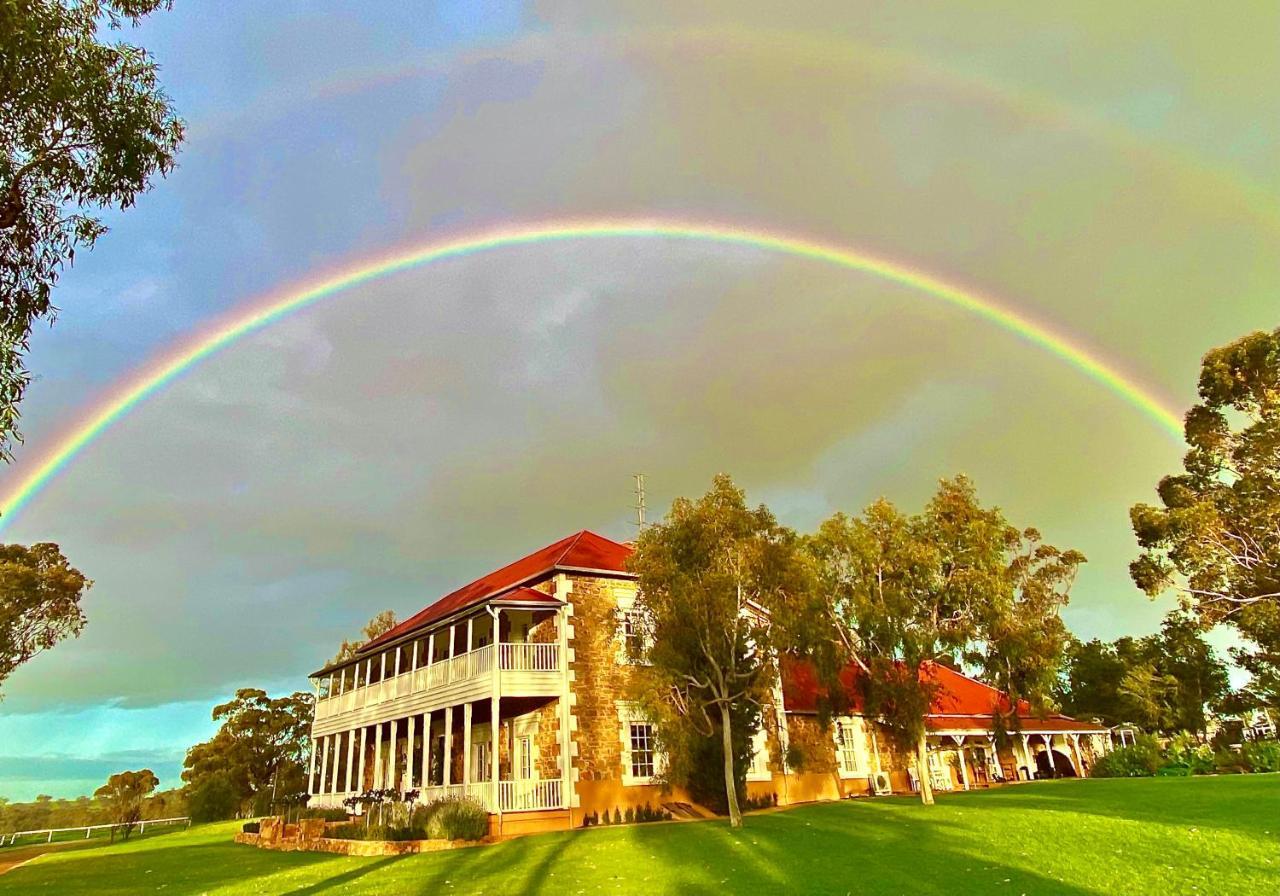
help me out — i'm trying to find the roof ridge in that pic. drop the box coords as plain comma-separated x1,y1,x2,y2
552,530,587,566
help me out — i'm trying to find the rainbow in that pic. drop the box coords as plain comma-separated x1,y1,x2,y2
0,218,1184,533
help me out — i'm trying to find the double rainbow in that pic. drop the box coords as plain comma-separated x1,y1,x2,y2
0,219,1184,533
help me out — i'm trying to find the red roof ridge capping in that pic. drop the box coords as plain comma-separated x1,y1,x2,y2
358,530,633,654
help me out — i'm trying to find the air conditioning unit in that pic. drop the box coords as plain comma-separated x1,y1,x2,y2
872,771,893,796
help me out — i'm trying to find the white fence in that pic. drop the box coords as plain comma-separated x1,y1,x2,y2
1,815,189,846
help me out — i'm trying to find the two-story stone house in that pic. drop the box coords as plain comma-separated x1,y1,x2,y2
306,530,1110,834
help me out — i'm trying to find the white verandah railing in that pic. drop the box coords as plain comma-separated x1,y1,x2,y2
316,642,562,721
413,779,564,813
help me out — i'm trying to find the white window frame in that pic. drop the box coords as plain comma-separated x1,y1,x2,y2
747,723,772,782
613,590,653,665
834,716,866,778
617,703,664,786
472,739,492,782
517,735,533,781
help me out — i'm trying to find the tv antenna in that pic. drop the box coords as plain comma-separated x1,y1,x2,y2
633,473,646,529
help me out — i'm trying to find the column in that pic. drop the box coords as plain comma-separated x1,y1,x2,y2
319,736,331,796
373,722,384,789
308,736,318,794
406,714,416,790
1044,735,1057,775
491,668,502,814
443,706,454,786
388,718,399,790
345,727,356,793
558,602,572,810
330,732,342,794
357,727,368,794
463,702,474,787
1069,734,1085,777
1019,734,1032,780
422,711,433,789
954,736,970,790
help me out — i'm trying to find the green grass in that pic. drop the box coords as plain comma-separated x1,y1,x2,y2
2,776,1276,894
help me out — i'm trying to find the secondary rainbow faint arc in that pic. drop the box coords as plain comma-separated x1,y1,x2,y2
0,219,1184,532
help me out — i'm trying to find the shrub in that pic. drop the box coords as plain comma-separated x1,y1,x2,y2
624,807,635,824
1091,735,1162,778
612,807,622,825
299,807,349,822
1240,739,1280,773
425,800,489,841
1212,748,1248,774
1164,734,1215,775
241,821,260,834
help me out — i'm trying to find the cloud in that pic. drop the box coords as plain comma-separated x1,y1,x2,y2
0,5,1276,765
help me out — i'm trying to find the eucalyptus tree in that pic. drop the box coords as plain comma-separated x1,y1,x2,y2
628,474,814,828
1132,326,1280,712
1,0,183,457
808,477,1083,805
0,541,91,694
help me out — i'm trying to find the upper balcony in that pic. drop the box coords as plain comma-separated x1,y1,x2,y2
312,641,563,734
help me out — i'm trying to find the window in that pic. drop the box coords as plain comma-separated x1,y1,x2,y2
747,725,772,781
629,723,656,779
518,736,533,780
835,718,862,777
619,609,652,664
473,741,492,782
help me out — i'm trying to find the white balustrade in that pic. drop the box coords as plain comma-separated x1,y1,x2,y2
499,779,563,812
314,642,560,720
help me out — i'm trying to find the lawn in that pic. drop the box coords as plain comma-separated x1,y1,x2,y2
2,776,1275,895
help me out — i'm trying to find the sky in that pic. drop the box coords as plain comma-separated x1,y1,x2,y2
0,1,1277,801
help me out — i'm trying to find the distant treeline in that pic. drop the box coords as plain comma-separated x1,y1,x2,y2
0,789,185,834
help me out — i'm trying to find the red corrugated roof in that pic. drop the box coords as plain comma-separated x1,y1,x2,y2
360,530,632,653
494,586,563,605
781,658,1105,732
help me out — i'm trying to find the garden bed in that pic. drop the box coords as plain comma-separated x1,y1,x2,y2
233,830,487,856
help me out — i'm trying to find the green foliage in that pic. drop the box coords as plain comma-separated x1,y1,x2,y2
182,688,313,818
424,800,488,841
1164,733,1216,775
1059,614,1230,734
1131,327,1280,711
6,779,1280,894
741,792,777,812
0,0,184,456
1089,736,1164,778
808,476,1084,803
93,769,158,839
186,773,239,823
330,610,398,666
629,474,815,827
1239,739,1280,773
0,542,92,694
298,807,349,822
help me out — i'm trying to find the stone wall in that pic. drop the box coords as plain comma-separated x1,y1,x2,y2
566,574,639,786
533,700,562,781
785,715,837,774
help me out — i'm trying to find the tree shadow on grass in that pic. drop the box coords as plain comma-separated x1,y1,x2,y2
279,854,404,895
630,800,1110,896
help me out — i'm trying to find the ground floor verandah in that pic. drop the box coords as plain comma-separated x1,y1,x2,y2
308,694,569,815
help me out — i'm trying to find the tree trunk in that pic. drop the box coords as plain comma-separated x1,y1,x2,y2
719,702,743,828
915,733,935,806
